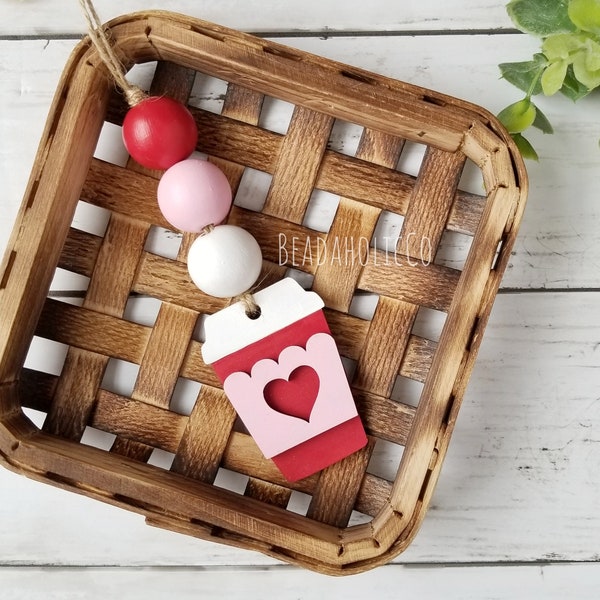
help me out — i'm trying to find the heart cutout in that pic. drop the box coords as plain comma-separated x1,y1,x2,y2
263,365,320,422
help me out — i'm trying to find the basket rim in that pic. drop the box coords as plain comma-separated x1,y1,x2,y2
0,10,527,575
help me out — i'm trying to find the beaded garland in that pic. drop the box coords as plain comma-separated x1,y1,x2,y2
79,0,263,304
124,102,264,301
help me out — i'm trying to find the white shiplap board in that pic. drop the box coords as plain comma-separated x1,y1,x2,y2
3,0,514,35
1,563,600,600
1,292,599,566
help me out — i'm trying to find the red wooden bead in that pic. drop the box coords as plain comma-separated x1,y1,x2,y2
122,96,198,170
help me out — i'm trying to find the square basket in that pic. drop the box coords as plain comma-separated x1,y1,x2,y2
0,11,527,575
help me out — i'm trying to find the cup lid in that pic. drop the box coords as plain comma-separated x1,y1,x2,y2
202,278,324,364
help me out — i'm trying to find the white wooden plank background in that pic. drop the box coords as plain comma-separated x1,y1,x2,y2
2,0,514,35
1,1,599,597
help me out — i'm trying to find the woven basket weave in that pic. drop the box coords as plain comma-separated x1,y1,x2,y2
0,11,527,575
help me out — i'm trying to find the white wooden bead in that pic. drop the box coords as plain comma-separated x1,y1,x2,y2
187,225,263,297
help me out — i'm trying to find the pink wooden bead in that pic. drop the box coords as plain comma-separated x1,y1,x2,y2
157,159,233,232
122,96,198,170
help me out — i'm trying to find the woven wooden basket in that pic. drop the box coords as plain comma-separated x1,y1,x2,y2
0,11,527,575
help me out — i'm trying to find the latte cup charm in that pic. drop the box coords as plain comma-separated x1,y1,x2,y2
202,278,367,482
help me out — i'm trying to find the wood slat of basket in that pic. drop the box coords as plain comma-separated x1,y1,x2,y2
99,107,485,237
84,216,149,317
132,252,227,314
130,304,198,408
311,199,376,310
82,160,165,224
244,479,293,509
354,297,418,397
145,15,472,149
210,84,264,193
400,147,467,259
0,44,108,383
358,253,461,312
35,298,150,364
399,336,437,383
109,302,198,461
170,385,237,483
353,390,415,445
263,107,333,222
322,310,370,359
59,228,103,276
43,215,149,440
306,436,375,527
93,390,187,451
41,349,107,440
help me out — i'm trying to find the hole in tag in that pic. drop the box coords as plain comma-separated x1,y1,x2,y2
245,305,262,320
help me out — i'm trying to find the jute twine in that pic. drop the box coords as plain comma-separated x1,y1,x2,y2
79,0,147,105
79,0,262,319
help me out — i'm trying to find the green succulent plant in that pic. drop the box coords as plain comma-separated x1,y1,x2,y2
499,0,600,159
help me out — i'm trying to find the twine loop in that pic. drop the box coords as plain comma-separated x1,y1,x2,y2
79,0,147,106
235,292,262,320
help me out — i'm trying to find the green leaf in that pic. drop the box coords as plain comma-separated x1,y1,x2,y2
541,59,569,95
499,54,546,95
560,65,592,99
584,36,600,70
498,98,537,133
507,0,577,36
531,103,554,133
573,50,600,88
542,33,585,60
512,133,539,160
569,0,600,35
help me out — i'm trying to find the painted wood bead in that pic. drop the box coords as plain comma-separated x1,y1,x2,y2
187,225,263,298
122,96,198,170
157,159,233,232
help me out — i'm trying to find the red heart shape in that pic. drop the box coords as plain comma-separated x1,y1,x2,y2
263,365,320,422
